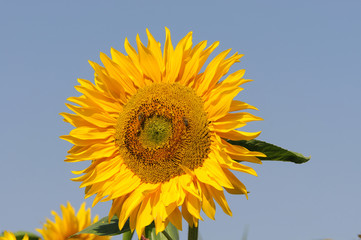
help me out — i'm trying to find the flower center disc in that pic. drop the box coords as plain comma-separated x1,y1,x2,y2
115,83,211,183
139,116,172,149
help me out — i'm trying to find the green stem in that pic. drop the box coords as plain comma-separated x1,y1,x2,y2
188,224,198,240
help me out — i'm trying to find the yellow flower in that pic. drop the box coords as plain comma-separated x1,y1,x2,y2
36,202,110,240
0,231,29,240
61,28,265,237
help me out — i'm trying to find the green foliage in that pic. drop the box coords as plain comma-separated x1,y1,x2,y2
71,216,128,237
0,231,42,240
229,139,310,164
71,216,179,240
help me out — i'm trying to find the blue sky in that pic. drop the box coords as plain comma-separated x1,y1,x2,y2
1,1,360,239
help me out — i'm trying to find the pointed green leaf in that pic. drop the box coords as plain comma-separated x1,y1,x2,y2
71,216,127,237
229,139,310,164
13,231,41,240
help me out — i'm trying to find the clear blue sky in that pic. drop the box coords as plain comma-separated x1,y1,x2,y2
1,1,360,239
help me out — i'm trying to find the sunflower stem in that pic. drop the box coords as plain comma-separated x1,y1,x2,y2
188,224,198,240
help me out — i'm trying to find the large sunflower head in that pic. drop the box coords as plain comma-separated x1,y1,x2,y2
61,28,265,238
0,231,29,240
36,202,110,240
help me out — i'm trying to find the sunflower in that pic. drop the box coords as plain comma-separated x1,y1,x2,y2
0,231,29,240
61,28,265,237
36,202,110,240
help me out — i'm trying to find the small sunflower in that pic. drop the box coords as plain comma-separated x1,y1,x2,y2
36,202,110,240
0,231,29,240
61,28,265,237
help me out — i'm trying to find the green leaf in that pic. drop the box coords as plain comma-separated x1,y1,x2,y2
229,139,310,164
71,216,127,237
12,231,41,240
163,222,179,240
70,216,179,239
150,222,179,240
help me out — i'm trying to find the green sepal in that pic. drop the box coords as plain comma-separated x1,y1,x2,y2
122,230,134,240
70,215,128,237
149,222,179,240
229,139,310,164
0,231,42,240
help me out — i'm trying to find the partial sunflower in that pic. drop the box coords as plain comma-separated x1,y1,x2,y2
36,202,110,240
0,231,29,240
61,28,265,237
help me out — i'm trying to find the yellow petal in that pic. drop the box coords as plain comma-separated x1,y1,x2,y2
211,112,263,133
203,156,234,189
65,103,116,128
166,31,193,83
205,87,242,121
66,143,117,162
146,28,164,73
99,52,138,95
229,100,258,112
221,139,265,163
196,49,232,96
136,195,153,235
124,37,142,74
111,47,145,88
167,207,182,231
194,166,223,191
199,182,216,220
60,112,93,128
206,185,232,216
75,78,123,111
178,41,207,85
181,202,198,227
129,205,140,232
88,60,129,102
137,34,162,82
216,130,262,141
118,191,145,231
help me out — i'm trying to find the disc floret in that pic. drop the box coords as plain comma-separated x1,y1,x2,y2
139,115,173,149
